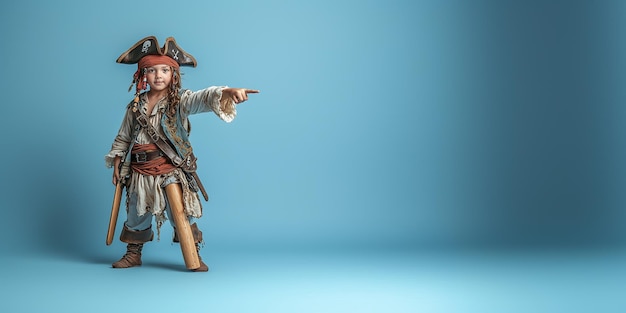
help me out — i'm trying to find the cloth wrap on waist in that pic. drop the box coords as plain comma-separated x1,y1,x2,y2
131,143,177,176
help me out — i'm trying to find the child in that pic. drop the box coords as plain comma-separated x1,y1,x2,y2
105,36,258,272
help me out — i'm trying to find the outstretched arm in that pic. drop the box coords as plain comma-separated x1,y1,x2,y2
180,87,260,122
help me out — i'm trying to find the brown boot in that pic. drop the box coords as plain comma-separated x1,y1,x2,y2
112,243,143,268
191,243,209,272
112,225,153,268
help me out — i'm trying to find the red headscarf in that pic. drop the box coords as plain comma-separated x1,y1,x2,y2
139,55,179,70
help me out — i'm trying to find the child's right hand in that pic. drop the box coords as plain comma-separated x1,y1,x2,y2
112,156,121,186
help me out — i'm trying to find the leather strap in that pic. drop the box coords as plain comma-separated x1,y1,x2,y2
134,111,186,168
131,101,209,201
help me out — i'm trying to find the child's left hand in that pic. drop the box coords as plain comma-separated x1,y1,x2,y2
222,88,260,104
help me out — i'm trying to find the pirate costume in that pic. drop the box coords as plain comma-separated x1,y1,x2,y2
105,36,237,271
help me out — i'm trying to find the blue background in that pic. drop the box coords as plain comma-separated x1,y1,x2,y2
2,0,626,312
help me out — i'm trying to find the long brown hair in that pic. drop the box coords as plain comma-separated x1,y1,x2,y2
166,67,182,117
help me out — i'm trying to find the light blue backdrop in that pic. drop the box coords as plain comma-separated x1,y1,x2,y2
1,0,626,259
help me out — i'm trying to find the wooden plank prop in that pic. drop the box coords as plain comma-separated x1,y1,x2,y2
106,182,123,245
165,183,201,269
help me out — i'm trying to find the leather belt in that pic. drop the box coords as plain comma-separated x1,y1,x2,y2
131,150,164,163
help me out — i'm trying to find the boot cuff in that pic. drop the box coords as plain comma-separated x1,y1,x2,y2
120,225,154,244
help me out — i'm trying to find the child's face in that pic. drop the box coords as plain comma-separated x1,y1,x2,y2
145,64,173,92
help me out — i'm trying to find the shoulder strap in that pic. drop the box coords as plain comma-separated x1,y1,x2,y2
132,105,185,167
130,99,209,201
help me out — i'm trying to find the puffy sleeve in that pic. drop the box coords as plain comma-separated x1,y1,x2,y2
179,86,237,123
104,107,134,168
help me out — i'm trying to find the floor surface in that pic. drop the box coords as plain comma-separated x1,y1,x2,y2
2,245,626,313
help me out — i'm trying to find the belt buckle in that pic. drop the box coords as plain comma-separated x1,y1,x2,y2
135,152,148,163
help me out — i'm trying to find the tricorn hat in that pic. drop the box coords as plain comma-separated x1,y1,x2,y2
116,36,197,67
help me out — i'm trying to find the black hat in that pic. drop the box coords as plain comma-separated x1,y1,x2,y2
116,36,197,67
